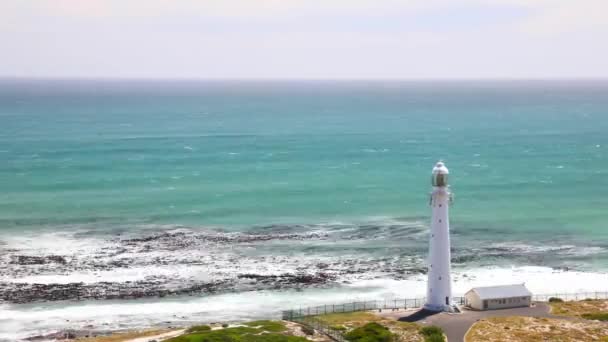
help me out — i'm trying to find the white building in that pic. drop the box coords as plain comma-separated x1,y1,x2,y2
464,284,532,311
424,161,453,312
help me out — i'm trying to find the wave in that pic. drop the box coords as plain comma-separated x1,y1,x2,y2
1,219,607,307
2,266,608,341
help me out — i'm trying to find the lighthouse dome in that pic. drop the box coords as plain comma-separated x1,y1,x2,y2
432,161,449,187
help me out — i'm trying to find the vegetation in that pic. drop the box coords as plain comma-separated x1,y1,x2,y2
581,313,608,321
465,316,608,342
549,297,564,303
344,322,394,342
419,326,444,342
550,299,608,319
331,325,347,331
75,329,175,342
165,321,308,342
186,325,211,333
300,325,315,336
315,311,423,342
244,320,287,332
314,312,383,325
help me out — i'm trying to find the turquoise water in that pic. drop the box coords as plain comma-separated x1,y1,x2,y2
2,79,608,339
2,80,607,237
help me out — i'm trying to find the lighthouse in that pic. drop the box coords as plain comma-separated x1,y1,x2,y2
425,161,453,312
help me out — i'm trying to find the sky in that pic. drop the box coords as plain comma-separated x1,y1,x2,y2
1,0,607,79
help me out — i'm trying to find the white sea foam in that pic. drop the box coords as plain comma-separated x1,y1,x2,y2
2,265,212,285
1,266,608,341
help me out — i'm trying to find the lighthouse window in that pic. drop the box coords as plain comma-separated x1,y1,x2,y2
438,276,442,280
439,204,442,207
433,173,448,187
438,219,442,223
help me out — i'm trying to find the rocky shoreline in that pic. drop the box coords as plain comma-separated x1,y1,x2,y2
0,226,432,305
0,272,341,304
0,224,591,306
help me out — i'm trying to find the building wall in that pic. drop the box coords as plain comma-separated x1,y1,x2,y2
486,296,531,310
465,292,531,310
464,292,482,310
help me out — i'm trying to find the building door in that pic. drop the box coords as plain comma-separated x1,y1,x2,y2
483,300,488,310
445,296,449,305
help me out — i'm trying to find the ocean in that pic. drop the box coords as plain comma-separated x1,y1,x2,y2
1,79,607,340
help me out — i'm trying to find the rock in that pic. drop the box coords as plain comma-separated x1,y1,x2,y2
10,255,67,265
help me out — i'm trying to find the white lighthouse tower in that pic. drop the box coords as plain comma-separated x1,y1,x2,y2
425,161,453,312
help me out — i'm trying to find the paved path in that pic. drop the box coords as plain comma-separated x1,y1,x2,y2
378,304,555,342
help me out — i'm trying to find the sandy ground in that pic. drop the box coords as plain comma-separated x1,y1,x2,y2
124,329,185,342
466,316,608,342
376,304,556,342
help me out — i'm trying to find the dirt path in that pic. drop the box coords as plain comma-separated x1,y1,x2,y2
124,329,185,342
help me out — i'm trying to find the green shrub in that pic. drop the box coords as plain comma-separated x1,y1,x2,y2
424,334,445,342
331,325,347,331
222,323,229,328
186,325,211,333
419,326,444,342
581,313,608,321
344,322,394,342
548,297,564,303
420,326,443,337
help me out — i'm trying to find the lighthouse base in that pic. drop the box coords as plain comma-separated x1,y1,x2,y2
423,303,458,313
423,303,449,312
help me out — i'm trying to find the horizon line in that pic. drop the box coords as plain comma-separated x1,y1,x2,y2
2,76,608,82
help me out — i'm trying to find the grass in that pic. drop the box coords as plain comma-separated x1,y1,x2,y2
550,299,608,320
314,312,383,325
243,320,288,332
419,326,445,342
165,321,308,342
344,322,394,342
582,313,608,321
186,325,211,333
465,316,608,342
75,329,175,342
315,311,423,341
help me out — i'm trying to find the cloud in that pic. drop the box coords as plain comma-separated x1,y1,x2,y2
512,0,608,35
0,0,607,78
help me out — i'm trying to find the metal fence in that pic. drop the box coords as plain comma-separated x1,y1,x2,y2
292,316,347,342
282,297,466,320
533,291,608,302
283,292,608,320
